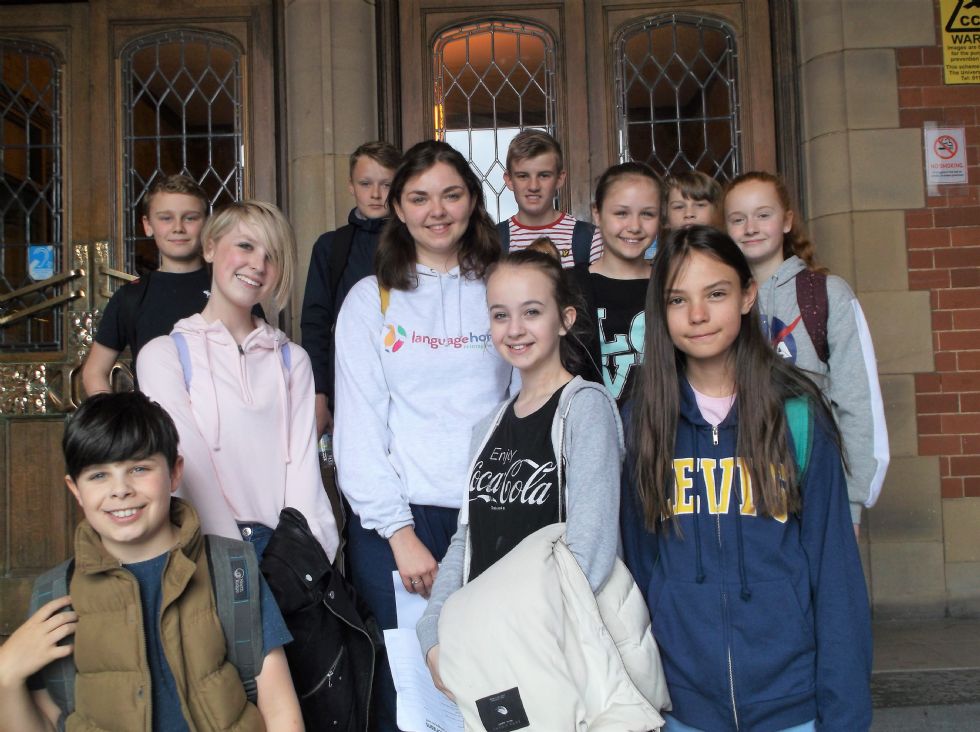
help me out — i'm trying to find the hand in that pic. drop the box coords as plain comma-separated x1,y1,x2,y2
0,596,76,689
425,645,455,701
315,395,334,437
389,526,438,598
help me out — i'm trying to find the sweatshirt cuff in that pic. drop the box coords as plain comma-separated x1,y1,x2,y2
417,615,439,659
379,516,415,540
849,502,863,525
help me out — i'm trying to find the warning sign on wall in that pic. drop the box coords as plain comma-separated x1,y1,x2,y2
924,127,968,185
941,0,980,83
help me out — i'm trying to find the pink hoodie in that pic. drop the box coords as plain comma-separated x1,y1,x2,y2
138,314,339,561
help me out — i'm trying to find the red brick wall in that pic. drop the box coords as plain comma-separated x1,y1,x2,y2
899,7,980,499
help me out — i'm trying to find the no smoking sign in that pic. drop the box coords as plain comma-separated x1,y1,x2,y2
924,127,968,185
934,134,958,160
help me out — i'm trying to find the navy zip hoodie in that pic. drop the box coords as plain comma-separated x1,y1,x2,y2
301,208,386,409
620,378,872,731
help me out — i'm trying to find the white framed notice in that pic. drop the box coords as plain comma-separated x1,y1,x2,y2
924,125,968,188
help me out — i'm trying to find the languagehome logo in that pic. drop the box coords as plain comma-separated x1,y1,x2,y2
384,323,407,352
382,324,493,352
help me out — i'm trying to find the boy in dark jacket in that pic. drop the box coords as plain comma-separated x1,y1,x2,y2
301,141,402,436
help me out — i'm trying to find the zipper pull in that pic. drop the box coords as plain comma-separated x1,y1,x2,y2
237,344,244,356
712,424,719,446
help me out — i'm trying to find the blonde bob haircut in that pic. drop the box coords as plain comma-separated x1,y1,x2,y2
201,199,296,310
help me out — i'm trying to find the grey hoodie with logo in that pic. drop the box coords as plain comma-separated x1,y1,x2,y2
758,255,889,523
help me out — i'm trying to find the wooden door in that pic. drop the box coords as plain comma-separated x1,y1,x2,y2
395,0,779,221
0,0,277,635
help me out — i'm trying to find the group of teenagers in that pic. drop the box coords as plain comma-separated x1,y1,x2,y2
0,129,889,732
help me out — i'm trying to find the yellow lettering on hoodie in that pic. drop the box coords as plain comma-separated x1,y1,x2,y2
707,457,738,515
737,458,757,516
672,458,695,514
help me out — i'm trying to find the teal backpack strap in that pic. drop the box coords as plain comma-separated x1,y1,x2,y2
205,536,264,705
29,559,75,727
784,396,813,481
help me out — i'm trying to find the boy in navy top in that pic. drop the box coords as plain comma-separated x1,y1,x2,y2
301,141,402,435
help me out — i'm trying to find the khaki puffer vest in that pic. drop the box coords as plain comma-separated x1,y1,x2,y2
67,498,265,732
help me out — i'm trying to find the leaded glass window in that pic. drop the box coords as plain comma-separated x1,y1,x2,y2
0,40,63,352
121,30,243,274
615,15,740,180
433,20,557,222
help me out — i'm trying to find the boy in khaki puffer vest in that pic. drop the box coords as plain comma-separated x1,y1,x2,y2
0,392,303,731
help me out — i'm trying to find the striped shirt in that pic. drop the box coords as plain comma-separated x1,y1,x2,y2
505,213,603,268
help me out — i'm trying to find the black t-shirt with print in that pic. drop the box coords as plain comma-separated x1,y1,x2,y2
467,384,567,582
590,272,648,405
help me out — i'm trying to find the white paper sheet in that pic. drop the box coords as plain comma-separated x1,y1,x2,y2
384,628,464,732
386,572,464,732
393,570,429,629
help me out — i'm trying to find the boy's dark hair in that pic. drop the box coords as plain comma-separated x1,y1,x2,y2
505,129,564,172
64,392,179,480
664,170,723,206
142,173,209,216
349,140,402,177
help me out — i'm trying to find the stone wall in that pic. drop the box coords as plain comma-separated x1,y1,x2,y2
897,2,980,617
796,0,977,618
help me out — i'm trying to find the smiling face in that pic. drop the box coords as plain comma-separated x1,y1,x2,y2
593,175,661,265
666,188,718,229
66,454,182,563
503,152,566,226
349,155,396,220
203,220,279,316
487,263,575,377
393,161,476,270
665,249,757,381
724,179,793,280
142,192,207,270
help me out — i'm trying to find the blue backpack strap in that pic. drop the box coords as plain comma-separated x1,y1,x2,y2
172,333,290,391
29,559,75,726
496,219,511,253
170,332,192,390
784,396,813,481
205,535,264,705
571,219,595,267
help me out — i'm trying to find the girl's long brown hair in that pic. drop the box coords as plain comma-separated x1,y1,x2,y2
376,140,500,290
631,225,841,530
725,171,825,273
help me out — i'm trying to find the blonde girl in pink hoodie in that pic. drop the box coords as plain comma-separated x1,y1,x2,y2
138,200,339,562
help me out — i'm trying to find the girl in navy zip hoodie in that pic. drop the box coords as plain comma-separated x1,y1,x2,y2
620,225,872,731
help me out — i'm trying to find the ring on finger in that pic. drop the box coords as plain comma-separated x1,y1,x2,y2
410,577,421,586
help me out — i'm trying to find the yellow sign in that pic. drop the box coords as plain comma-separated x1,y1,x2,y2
942,0,980,84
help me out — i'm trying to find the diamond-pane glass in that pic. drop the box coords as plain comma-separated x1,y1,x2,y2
121,31,243,275
0,40,64,352
434,21,557,223
615,15,740,182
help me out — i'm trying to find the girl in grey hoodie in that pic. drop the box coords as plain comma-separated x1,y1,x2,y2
724,171,889,534
418,248,624,704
